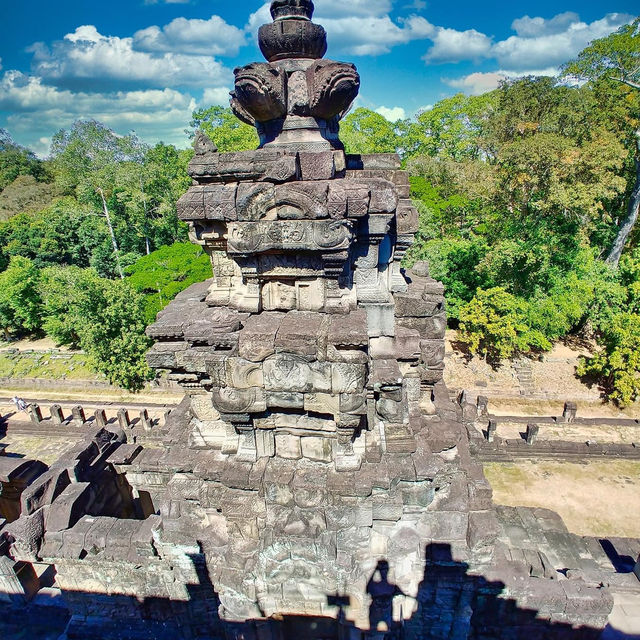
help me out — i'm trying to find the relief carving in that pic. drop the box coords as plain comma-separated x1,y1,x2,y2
232,63,287,124
308,60,360,120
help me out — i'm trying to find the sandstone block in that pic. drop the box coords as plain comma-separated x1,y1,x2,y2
301,437,332,462
275,434,302,460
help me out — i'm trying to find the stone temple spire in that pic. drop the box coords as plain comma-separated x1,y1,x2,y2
230,0,360,150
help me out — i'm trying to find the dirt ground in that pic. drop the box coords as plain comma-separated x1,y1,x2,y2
444,331,640,418
492,421,640,444
484,460,640,538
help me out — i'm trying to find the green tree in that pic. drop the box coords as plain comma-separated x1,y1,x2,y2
458,287,551,360
39,266,153,390
189,106,258,152
0,129,47,192
339,108,400,155
0,175,60,221
0,198,109,272
403,93,497,160
50,120,148,278
562,18,640,266
578,312,640,406
0,256,42,338
125,243,211,323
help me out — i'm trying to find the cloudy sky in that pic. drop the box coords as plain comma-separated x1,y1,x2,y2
0,0,637,156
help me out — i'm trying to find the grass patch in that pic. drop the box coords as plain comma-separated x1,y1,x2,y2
0,351,98,380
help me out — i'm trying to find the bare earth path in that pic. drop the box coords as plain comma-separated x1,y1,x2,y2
485,460,640,538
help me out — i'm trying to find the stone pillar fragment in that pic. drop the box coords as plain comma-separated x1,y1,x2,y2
94,409,107,429
117,409,131,430
71,406,86,425
477,396,489,417
526,423,539,445
49,404,64,424
28,404,42,425
139,409,153,432
486,420,497,443
561,401,577,424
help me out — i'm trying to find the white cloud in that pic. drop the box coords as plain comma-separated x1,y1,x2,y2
0,70,199,153
321,15,434,55
419,11,634,70
493,12,634,72
247,3,434,56
423,27,492,63
201,87,232,107
443,71,507,95
443,67,560,95
29,26,233,91
133,15,246,57
511,12,580,37
376,106,406,121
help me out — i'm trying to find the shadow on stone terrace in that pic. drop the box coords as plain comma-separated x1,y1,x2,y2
1,543,636,640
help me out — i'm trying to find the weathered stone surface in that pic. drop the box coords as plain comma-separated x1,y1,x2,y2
238,312,284,362
8,6,614,639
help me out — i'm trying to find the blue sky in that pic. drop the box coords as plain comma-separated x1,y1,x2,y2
0,0,637,156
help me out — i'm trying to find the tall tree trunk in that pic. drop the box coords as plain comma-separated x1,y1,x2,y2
98,188,124,279
607,130,640,268
140,177,151,255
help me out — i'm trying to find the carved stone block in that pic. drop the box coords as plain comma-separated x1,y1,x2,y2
226,358,265,389
420,339,446,368
275,434,302,460
366,179,398,214
265,392,304,409
238,312,284,362
203,184,238,220
331,363,367,394
301,437,333,462
177,187,205,221
227,220,352,254
274,182,329,219
263,354,332,393
327,309,368,347
211,388,267,414
298,151,335,180
303,393,340,415
236,183,276,221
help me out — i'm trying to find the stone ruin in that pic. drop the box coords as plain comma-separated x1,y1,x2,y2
0,2,629,638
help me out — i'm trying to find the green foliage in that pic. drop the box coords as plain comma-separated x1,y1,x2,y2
80,280,153,391
340,108,401,155
578,312,640,406
403,93,498,160
562,18,640,88
0,131,47,192
125,243,211,323
0,175,60,221
39,265,153,391
458,287,551,360
48,120,190,269
0,198,110,273
189,106,259,152
0,257,43,337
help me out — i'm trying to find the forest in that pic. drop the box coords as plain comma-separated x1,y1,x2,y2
0,21,638,403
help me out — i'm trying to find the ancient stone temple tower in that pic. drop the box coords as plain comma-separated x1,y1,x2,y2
155,0,445,471
0,3,616,639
